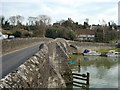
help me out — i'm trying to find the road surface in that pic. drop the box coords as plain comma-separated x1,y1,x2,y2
0,43,41,79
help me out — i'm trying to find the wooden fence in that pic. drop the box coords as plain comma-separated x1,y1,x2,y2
72,72,90,88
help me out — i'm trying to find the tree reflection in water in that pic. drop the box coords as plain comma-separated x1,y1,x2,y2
70,55,118,88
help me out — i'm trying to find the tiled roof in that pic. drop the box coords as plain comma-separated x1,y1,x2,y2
75,29,95,35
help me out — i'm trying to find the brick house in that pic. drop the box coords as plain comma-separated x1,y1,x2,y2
75,29,95,41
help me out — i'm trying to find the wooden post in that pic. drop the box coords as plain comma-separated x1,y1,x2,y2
86,72,89,85
78,60,80,73
78,60,80,67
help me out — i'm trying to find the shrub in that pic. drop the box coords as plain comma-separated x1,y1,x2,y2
13,31,22,37
68,30,76,40
22,30,33,37
45,27,76,40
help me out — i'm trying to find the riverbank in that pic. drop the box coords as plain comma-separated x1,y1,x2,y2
98,48,120,54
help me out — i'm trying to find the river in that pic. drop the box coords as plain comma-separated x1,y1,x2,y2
69,55,119,88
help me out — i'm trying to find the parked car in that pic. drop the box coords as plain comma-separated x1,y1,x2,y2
8,35,15,39
0,32,8,40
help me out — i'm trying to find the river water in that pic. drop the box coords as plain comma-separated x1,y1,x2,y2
69,55,119,88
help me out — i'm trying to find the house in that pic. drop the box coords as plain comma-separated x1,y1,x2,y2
117,25,120,31
75,29,95,41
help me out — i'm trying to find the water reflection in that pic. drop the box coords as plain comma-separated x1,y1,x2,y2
70,55,118,88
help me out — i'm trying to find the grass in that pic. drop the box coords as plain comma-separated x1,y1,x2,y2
98,48,120,54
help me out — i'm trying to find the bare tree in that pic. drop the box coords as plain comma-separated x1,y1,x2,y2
85,18,89,24
16,15,24,25
28,17,38,26
102,19,107,26
37,15,51,37
84,18,89,29
109,20,117,30
37,15,51,25
101,19,107,42
0,16,5,29
0,15,5,25
9,16,16,25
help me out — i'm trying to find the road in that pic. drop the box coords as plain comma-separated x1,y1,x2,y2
0,43,41,79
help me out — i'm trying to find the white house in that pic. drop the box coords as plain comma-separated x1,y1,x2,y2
76,29,95,41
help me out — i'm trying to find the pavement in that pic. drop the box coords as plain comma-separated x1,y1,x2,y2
0,43,42,79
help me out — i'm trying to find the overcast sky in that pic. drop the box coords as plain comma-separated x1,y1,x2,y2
1,0,119,25
118,1,120,25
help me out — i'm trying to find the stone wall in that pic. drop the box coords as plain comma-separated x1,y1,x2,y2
2,38,52,55
0,38,73,88
68,41,116,53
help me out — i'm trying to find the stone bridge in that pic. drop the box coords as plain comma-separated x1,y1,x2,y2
0,38,73,88
0,38,116,88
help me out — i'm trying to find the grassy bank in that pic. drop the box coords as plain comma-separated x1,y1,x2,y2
98,48,120,54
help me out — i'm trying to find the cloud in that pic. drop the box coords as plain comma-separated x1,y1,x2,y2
1,0,118,24
1,0,116,3
119,1,120,25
